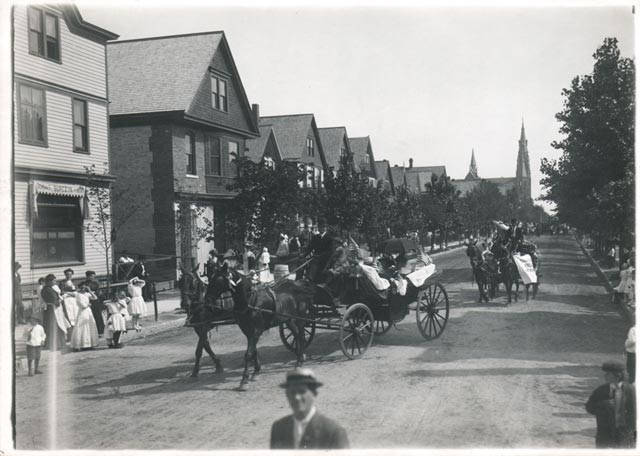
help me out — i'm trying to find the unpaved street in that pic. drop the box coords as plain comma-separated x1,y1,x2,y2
15,235,629,449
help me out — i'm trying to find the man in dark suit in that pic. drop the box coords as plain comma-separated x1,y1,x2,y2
305,220,339,283
270,368,349,450
586,361,636,448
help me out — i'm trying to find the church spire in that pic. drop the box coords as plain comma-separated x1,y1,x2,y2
465,148,479,180
516,119,531,201
520,118,526,141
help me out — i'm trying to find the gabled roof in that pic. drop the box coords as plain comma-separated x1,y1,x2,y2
258,114,325,165
318,127,350,171
374,160,392,183
410,165,447,178
59,5,119,43
246,125,281,162
406,172,421,193
451,177,517,196
349,136,376,176
107,31,259,135
389,166,406,190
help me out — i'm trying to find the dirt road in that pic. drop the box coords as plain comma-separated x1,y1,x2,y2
15,235,629,449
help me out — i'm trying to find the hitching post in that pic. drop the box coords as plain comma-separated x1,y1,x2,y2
153,281,158,322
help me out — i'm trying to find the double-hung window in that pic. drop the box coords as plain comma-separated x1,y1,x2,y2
28,7,60,61
72,99,88,153
205,136,221,176
186,132,197,175
32,195,83,265
306,138,314,157
210,75,228,112
19,84,47,145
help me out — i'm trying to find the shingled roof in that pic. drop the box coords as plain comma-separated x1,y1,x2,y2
318,127,350,171
374,160,393,185
107,31,258,135
349,136,376,177
246,125,280,162
389,166,406,191
410,166,447,178
451,177,517,196
258,114,319,161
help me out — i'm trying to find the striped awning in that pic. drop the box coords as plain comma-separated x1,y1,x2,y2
30,180,89,219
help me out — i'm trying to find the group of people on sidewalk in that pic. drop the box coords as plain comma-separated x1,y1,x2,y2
20,267,150,377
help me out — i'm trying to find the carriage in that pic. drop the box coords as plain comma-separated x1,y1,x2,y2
277,237,451,360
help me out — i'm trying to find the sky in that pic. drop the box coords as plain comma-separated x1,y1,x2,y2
80,3,635,205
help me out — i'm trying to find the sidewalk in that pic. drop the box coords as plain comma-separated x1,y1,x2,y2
14,289,187,371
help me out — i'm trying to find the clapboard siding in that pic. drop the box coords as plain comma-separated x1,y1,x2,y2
14,87,109,174
13,5,107,99
14,180,111,285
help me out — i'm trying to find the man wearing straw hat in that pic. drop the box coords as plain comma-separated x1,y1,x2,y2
270,368,349,449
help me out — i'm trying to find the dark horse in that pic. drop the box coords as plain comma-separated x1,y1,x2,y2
491,242,520,303
465,242,494,303
209,264,316,391
179,267,224,378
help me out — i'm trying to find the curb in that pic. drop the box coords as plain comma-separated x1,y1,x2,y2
125,315,187,343
575,235,632,322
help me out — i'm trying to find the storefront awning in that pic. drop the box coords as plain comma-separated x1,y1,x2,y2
30,180,90,219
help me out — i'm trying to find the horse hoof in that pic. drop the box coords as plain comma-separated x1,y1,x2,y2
237,383,248,392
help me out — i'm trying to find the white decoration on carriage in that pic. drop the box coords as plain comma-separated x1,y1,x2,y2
407,263,436,288
360,264,391,290
512,253,537,284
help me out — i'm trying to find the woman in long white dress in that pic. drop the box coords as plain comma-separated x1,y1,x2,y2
60,268,78,329
71,285,99,350
128,277,146,331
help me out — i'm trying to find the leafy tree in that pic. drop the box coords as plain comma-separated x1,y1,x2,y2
458,180,506,238
423,174,460,249
541,37,634,257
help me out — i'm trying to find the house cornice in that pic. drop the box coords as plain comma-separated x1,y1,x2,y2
14,166,116,184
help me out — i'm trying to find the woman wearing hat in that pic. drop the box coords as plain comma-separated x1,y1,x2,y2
127,277,147,331
59,268,78,330
70,285,99,350
41,274,71,350
586,361,636,448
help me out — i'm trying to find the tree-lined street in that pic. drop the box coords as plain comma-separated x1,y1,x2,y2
16,235,628,449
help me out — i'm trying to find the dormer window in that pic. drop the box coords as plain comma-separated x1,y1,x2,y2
211,75,228,112
28,7,60,62
306,137,314,157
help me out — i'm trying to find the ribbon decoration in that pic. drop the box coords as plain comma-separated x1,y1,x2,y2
30,179,87,219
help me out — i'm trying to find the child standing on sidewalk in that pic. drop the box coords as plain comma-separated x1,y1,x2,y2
23,317,46,376
128,277,146,332
105,292,128,348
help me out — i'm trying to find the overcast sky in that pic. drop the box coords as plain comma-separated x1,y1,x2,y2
81,4,634,204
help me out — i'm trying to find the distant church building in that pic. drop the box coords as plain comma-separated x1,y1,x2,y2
452,121,532,202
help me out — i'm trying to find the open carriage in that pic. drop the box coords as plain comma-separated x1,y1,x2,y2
278,237,450,360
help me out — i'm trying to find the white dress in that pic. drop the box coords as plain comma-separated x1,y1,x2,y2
71,293,99,349
128,281,147,316
105,301,127,332
61,280,79,326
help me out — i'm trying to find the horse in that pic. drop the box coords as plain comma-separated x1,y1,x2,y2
465,242,493,303
491,242,520,303
179,267,224,378
208,264,316,391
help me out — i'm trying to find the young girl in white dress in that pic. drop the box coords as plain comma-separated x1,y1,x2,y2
71,285,99,350
105,291,129,348
60,268,78,329
128,277,146,331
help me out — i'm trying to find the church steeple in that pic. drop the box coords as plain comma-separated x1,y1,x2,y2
465,148,479,180
516,119,531,201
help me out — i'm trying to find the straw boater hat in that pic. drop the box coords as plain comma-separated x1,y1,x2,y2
280,368,323,389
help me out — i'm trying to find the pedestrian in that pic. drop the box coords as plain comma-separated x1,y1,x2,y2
70,285,99,350
613,259,635,307
608,246,617,268
626,325,636,384
104,292,128,348
586,361,636,448
203,249,219,280
41,274,71,351
80,271,104,337
276,233,290,258
258,247,273,283
128,277,147,332
23,316,46,376
270,368,349,449
242,242,257,274
14,261,25,324
59,268,78,331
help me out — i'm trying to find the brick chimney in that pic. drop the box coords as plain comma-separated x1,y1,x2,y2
409,158,413,169
251,103,260,126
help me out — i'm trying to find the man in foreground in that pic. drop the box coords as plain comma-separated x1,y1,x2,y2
270,368,349,449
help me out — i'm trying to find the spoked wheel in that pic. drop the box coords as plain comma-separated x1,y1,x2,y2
279,319,316,353
416,282,449,340
339,303,374,359
373,319,392,336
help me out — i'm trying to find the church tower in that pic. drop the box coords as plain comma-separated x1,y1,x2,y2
465,149,479,180
516,120,532,201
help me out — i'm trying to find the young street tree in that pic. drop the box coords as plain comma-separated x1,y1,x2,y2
541,37,635,258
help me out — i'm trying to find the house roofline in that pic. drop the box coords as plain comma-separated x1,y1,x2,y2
59,5,119,42
260,113,315,119
108,30,224,45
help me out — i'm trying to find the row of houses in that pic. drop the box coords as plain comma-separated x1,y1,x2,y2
12,5,450,289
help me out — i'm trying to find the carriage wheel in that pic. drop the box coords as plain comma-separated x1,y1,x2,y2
339,303,374,359
416,282,449,340
373,319,392,336
279,320,316,353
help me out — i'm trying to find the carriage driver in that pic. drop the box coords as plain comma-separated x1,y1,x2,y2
304,219,339,283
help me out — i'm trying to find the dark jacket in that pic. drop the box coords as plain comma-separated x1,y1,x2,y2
586,382,636,448
270,412,349,450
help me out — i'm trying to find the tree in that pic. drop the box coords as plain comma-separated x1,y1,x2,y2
458,180,506,238
84,164,144,287
541,38,634,257
423,174,460,249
